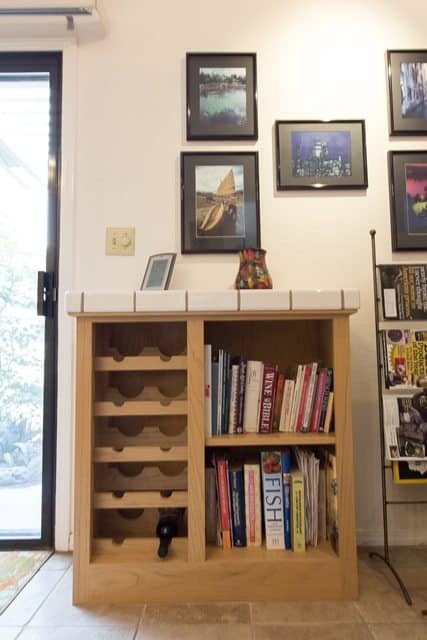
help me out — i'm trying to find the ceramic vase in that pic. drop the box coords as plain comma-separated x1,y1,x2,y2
234,248,273,289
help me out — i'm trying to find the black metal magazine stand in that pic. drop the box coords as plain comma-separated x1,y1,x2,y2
369,229,427,608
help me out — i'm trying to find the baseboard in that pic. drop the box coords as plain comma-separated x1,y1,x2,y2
357,528,427,546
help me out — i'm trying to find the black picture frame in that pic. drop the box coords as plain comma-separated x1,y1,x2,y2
275,120,368,191
181,151,260,254
140,253,176,290
186,52,258,140
387,49,427,136
388,150,427,251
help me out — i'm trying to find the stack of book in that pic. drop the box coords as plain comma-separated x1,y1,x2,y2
207,448,337,553
204,345,334,436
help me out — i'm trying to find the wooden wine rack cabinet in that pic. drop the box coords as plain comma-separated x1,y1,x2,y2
71,309,358,604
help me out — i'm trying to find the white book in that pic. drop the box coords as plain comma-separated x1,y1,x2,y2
261,451,285,549
289,364,304,431
244,463,262,546
242,360,264,432
279,378,295,432
204,344,212,437
227,363,240,434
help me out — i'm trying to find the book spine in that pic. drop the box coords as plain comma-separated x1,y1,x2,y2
326,452,339,553
211,360,219,436
216,350,224,436
301,362,318,432
318,368,333,432
261,451,285,549
279,379,295,432
272,373,285,432
244,463,262,546
221,351,231,434
216,458,231,549
204,344,212,437
228,466,246,547
235,356,248,434
205,466,218,544
227,363,240,434
258,364,278,433
289,365,304,431
309,368,327,432
295,365,311,431
243,361,264,433
281,449,292,550
323,391,334,433
291,471,306,552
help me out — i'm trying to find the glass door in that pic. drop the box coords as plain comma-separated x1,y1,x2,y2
0,52,61,548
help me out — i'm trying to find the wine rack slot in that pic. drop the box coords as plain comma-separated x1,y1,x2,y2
95,418,187,447
94,462,187,491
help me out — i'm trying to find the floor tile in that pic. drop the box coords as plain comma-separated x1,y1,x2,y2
18,628,136,640
0,629,22,640
28,570,142,629
0,570,64,627
39,552,72,572
368,623,427,639
253,623,374,639
354,589,420,623
136,623,252,640
142,602,250,624
251,601,363,624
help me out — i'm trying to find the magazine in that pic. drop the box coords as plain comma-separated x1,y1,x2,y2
379,264,427,320
382,390,427,460
381,328,427,389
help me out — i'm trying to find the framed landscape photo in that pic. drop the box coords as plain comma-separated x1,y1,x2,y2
388,151,427,250
181,151,260,254
186,52,257,140
275,120,368,190
140,253,176,290
387,50,427,135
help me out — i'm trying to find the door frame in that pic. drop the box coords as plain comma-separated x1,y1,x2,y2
0,51,62,550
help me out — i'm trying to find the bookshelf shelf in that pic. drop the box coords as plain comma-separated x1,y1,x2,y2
71,309,358,604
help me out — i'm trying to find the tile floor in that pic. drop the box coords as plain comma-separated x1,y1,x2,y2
0,547,426,639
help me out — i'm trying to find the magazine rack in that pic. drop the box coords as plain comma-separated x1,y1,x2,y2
369,229,427,607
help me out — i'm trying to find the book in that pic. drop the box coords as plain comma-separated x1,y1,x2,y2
326,452,338,553
243,462,262,546
300,362,318,432
279,378,295,432
281,448,292,550
318,368,333,432
243,360,264,432
290,469,305,552
289,364,304,431
323,391,334,434
272,373,285,432
215,457,232,549
228,464,246,547
205,465,218,544
258,363,278,433
381,328,427,389
204,344,212,437
382,391,427,460
295,364,312,431
227,363,240,434
318,464,327,543
211,358,219,436
235,356,248,434
379,264,427,320
261,451,285,549
309,367,328,432
220,350,231,435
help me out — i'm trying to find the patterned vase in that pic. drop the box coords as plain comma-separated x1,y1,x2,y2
234,248,273,289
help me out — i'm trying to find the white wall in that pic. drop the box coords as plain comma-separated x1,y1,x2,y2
65,0,427,546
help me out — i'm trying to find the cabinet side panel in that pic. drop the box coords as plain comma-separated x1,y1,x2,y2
73,318,94,604
187,319,205,562
332,316,358,598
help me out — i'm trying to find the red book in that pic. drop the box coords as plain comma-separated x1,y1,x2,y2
272,373,285,432
216,458,232,549
258,363,278,433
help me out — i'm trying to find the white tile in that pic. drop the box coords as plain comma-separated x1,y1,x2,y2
135,290,186,312
187,290,238,311
342,288,360,309
39,553,72,572
83,291,135,313
239,290,290,311
0,570,64,627
291,289,342,310
64,291,82,313
18,628,136,640
0,629,22,640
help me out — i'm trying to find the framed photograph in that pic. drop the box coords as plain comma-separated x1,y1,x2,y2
393,460,427,485
140,253,176,290
275,120,368,190
181,151,260,254
387,50,427,135
186,52,257,140
388,151,427,250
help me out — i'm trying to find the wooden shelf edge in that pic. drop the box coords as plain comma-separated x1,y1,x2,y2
93,446,188,463
206,433,336,446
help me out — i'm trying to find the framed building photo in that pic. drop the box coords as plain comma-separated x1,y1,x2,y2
388,151,427,250
387,49,427,135
275,120,368,190
140,253,176,290
186,52,258,140
181,151,260,254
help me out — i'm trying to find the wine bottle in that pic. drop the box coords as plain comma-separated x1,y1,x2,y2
156,508,184,558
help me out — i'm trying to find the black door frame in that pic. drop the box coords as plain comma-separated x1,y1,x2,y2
0,51,62,550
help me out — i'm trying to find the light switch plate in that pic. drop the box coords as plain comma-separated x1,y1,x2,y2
106,227,135,256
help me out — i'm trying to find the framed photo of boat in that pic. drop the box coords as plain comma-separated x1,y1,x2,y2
275,120,368,190
387,50,427,135
181,151,260,254
388,150,427,250
186,52,258,140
